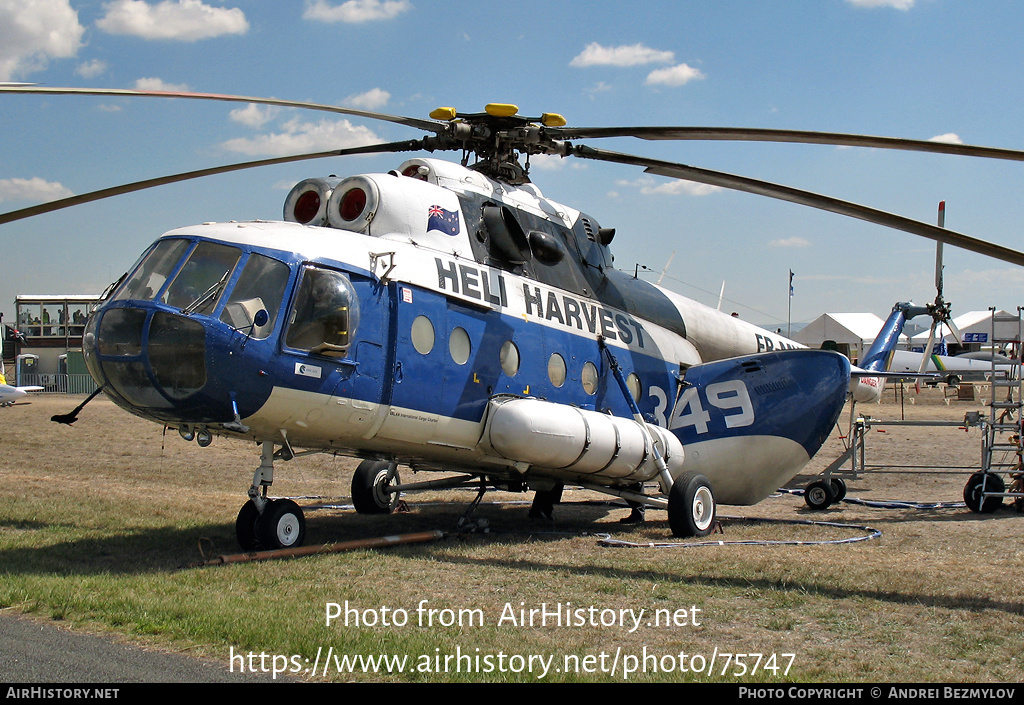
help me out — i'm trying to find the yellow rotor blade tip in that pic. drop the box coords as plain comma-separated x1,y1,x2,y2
485,103,519,117
429,107,457,121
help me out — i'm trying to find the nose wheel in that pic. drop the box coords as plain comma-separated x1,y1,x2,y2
235,440,307,551
235,498,307,552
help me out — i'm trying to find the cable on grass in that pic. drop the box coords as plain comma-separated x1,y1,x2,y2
597,515,882,549
777,487,965,510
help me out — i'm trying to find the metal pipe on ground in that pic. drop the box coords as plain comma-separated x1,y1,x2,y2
189,530,446,567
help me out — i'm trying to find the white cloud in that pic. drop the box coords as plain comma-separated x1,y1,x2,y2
75,59,108,79
96,0,249,41
220,117,383,157
0,177,74,202
343,88,390,110
586,81,613,94
769,236,811,248
0,0,85,81
948,267,1024,291
528,154,589,172
570,42,674,68
617,176,721,196
846,0,915,8
134,77,189,91
230,103,279,128
929,132,963,144
529,155,564,171
645,63,706,87
303,0,411,23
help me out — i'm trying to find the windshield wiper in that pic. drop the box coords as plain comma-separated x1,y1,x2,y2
182,271,230,315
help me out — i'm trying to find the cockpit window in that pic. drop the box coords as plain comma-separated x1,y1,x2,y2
219,253,290,339
114,238,190,302
161,242,242,315
286,266,359,357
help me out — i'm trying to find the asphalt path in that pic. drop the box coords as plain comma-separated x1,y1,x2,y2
0,612,283,683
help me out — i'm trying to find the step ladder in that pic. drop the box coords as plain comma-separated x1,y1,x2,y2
973,308,1023,512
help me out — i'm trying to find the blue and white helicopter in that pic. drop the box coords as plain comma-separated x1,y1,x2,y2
3,87,1024,551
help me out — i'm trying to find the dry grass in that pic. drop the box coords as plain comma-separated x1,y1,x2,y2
1,388,1023,682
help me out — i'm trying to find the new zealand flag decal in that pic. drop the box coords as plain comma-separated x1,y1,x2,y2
427,205,460,236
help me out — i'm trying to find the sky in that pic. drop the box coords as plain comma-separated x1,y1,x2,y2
1,0,1023,333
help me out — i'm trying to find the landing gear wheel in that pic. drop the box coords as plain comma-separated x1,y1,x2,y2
829,477,848,503
804,480,835,510
255,499,306,549
235,500,260,552
668,471,716,537
352,460,400,514
963,472,1004,513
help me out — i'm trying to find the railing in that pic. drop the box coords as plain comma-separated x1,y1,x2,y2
17,373,99,395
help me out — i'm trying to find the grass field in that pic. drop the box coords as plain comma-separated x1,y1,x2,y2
1,390,1022,682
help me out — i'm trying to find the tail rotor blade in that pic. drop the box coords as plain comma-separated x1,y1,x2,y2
919,325,937,374
947,318,964,345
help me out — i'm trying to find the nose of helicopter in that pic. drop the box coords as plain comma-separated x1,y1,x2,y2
82,304,269,428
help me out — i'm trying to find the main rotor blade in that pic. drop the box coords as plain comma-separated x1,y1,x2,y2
0,85,444,134
554,126,1024,162
570,144,1024,267
0,139,425,225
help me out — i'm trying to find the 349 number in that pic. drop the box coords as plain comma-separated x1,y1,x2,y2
649,380,755,434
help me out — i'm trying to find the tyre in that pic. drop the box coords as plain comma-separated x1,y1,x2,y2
235,500,260,552
668,471,716,537
255,499,306,549
963,472,1004,513
829,477,848,503
352,460,400,514
804,480,835,510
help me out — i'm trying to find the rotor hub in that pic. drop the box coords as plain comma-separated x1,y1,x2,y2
428,104,569,184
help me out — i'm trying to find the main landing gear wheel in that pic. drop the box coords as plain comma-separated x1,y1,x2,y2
352,460,401,514
235,498,306,551
668,471,716,538
963,472,1004,513
804,479,835,510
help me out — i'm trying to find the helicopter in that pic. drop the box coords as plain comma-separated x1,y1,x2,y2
3,86,1024,551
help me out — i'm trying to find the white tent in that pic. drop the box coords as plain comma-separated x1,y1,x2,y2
909,310,1017,348
793,312,890,361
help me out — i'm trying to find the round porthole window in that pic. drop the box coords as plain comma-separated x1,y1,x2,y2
548,353,566,388
627,373,642,401
500,340,520,376
581,361,598,395
449,327,471,365
411,316,434,355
